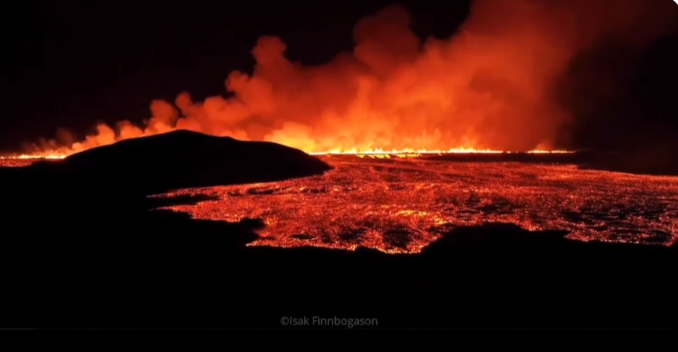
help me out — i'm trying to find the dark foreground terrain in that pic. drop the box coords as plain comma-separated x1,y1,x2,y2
10,206,675,329
1,132,675,329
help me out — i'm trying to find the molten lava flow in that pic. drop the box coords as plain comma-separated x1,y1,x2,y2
10,1,674,160
308,148,574,158
0,154,67,167
151,156,678,254
0,154,66,159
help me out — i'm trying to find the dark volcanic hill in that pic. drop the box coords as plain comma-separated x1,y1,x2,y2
4,130,332,210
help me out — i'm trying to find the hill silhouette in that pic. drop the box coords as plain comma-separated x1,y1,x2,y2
3,130,332,211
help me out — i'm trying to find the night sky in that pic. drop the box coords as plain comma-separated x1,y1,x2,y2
2,0,677,152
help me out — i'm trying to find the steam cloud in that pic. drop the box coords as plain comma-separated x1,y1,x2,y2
25,0,678,154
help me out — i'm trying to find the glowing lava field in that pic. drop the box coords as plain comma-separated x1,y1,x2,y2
149,155,678,253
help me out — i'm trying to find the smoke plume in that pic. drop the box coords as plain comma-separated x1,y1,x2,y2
25,0,678,155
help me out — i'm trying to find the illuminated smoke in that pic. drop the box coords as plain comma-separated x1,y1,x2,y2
23,0,678,155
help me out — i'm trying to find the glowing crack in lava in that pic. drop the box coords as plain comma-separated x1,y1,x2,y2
151,156,678,254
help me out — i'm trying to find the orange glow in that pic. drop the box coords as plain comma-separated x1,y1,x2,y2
309,148,574,156
9,1,674,160
0,146,573,162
